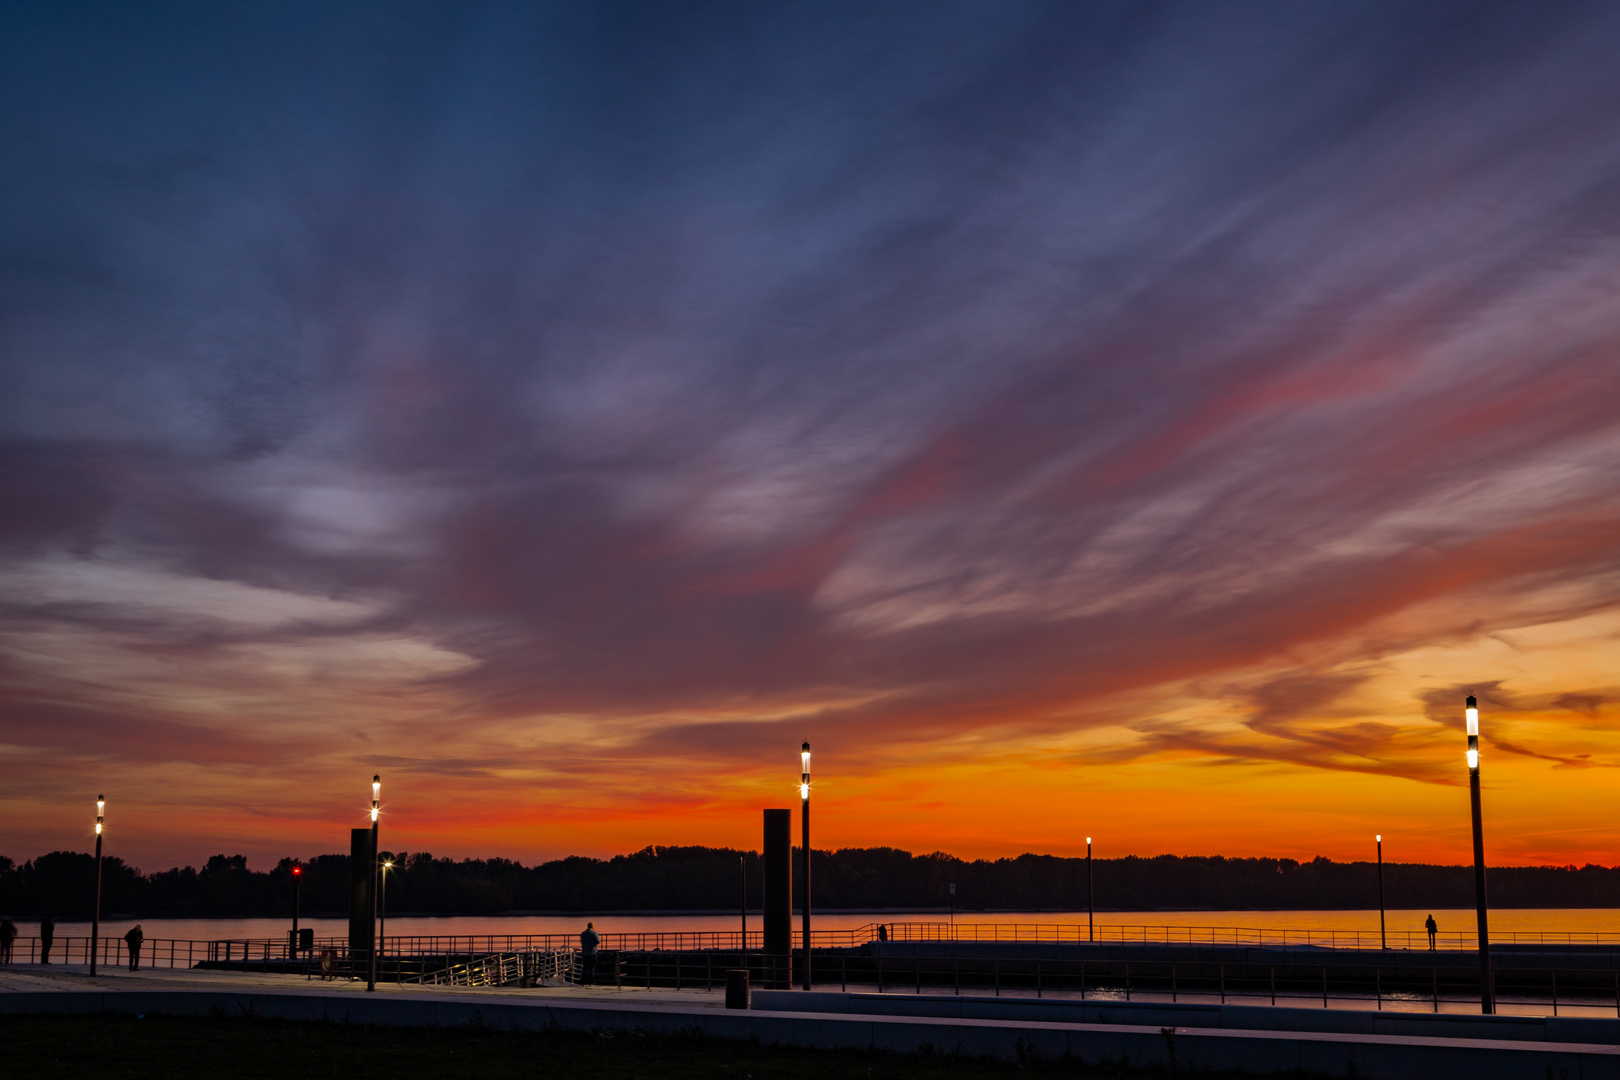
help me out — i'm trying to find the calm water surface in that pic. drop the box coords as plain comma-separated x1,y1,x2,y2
24,908,1620,943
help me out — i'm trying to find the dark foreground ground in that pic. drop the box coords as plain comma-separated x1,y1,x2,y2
2,1013,1315,1079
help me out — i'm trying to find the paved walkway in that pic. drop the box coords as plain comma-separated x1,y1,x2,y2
0,963,725,1007
6,964,1614,1019
7,964,1620,1077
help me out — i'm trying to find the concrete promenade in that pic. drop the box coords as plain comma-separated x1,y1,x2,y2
5,966,1620,1078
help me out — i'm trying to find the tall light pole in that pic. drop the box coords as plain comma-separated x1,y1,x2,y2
1376,835,1386,951
90,795,104,977
379,857,393,972
1466,696,1493,1013
1087,837,1094,943
368,774,380,993
800,741,811,991
740,854,747,954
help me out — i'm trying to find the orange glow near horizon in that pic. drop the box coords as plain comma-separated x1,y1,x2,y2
9,593,1619,872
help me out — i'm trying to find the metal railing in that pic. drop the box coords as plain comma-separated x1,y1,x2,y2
8,937,215,970
11,922,1620,975
867,923,1620,951
399,949,577,988
608,950,1620,1015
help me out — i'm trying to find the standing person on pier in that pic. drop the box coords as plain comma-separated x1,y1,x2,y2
579,922,599,986
1426,914,1438,950
0,917,14,963
124,924,144,971
39,917,54,964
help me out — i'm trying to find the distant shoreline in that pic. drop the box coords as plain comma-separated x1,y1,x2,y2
72,903,1620,922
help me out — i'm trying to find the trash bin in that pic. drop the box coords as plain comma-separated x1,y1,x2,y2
725,968,750,1010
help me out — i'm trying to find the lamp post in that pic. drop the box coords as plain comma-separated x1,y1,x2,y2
740,854,747,954
380,857,393,971
1087,837,1094,943
90,795,104,976
800,741,811,991
949,883,955,931
1376,835,1385,951
368,774,380,993
1466,696,1493,1013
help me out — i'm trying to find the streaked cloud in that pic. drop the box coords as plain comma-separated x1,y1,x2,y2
3,1,1619,868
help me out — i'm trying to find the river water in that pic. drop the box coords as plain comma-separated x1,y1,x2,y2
20,908,1620,944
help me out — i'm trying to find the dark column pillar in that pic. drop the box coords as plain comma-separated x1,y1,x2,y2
763,808,792,989
348,828,374,976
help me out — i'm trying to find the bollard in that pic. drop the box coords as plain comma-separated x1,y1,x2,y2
725,968,750,1009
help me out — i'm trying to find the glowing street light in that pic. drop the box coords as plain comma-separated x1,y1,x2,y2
1466,696,1494,1013
90,796,104,977
1375,835,1385,951
380,857,394,965
368,774,380,992
800,741,811,991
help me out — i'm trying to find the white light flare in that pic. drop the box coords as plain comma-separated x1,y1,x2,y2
1467,748,1479,770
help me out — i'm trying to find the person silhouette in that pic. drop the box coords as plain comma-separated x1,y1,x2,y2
0,917,15,964
579,921,600,986
124,924,144,971
39,917,55,964
1425,914,1437,951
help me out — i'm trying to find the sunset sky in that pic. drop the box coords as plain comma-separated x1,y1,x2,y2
4,2,1619,873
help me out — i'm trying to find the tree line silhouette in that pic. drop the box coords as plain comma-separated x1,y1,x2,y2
2,847,1615,919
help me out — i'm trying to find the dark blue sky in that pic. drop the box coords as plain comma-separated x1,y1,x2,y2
4,2,1620,865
